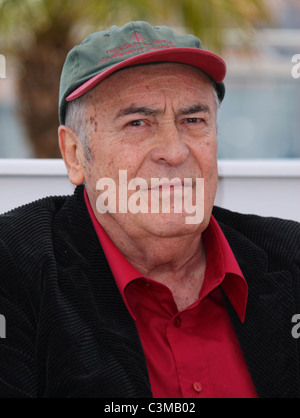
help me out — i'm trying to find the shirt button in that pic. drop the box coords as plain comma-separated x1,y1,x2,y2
144,281,152,289
174,317,182,328
193,382,203,393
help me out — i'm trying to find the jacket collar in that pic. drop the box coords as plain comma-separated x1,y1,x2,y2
53,185,153,398
215,214,300,398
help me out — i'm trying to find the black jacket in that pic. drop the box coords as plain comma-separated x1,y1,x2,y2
0,185,299,398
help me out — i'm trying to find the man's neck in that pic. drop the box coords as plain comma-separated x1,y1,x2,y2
98,215,207,311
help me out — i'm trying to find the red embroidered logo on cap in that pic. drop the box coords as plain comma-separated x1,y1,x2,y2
130,32,147,43
98,35,175,66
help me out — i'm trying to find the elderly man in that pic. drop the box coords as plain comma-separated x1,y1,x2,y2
0,21,300,399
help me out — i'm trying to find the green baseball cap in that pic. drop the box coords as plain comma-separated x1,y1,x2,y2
59,21,226,124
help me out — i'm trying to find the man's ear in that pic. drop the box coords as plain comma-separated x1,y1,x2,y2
58,125,85,185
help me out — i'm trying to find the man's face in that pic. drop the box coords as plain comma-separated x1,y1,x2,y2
81,63,218,238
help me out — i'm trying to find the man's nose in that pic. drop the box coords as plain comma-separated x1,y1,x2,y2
150,121,190,167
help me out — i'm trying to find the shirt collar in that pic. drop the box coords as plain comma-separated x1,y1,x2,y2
84,188,248,323
202,216,248,322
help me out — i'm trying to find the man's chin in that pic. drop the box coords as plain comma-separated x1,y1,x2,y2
138,212,206,237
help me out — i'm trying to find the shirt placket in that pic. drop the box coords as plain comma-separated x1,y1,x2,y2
166,308,214,398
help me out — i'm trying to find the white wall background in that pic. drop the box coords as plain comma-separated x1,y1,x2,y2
0,159,299,223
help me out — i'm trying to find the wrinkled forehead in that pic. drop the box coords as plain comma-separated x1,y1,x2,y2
85,62,218,108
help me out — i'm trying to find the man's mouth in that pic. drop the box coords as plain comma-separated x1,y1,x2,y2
150,179,186,192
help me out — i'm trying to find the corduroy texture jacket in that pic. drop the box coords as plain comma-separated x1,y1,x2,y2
0,185,300,398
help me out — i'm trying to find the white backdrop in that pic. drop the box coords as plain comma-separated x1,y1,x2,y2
0,159,300,222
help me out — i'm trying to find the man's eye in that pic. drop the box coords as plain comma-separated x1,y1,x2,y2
127,120,144,127
186,118,203,124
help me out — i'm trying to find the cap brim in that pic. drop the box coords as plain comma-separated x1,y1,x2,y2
66,47,226,102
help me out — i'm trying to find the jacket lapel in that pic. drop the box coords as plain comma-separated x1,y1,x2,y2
54,186,153,398
218,218,300,398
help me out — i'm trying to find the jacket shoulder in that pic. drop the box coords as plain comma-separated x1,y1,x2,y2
0,192,77,286
213,206,300,271
0,193,68,247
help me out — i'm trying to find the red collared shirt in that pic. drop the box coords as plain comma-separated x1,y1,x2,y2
84,189,258,398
